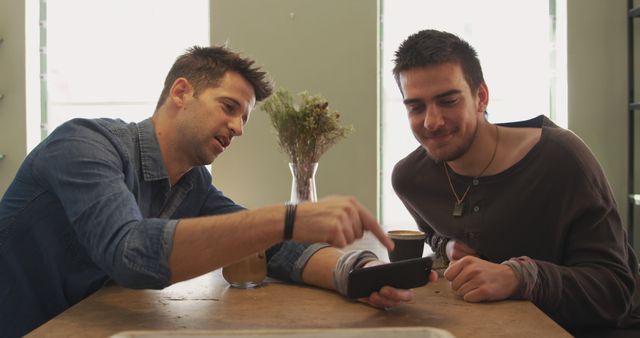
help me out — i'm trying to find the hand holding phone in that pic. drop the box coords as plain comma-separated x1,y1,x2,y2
346,256,433,299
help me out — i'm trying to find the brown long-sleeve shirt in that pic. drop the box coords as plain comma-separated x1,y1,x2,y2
392,115,640,330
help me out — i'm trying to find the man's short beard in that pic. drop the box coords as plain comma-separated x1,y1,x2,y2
424,121,479,163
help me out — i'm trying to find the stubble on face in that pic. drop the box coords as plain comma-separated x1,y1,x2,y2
181,72,256,167
176,96,218,166
400,63,482,164
421,118,479,163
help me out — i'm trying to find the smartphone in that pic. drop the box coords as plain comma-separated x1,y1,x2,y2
346,256,433,299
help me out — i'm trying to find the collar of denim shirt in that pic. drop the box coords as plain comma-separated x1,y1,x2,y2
137,118,170,182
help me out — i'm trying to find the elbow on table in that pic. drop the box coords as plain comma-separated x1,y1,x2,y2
601,268,638,327
559,282,636,329
107,263,171,290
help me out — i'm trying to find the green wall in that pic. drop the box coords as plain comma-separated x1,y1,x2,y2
209,0,379,213
566,0,633,246
0,1,28,193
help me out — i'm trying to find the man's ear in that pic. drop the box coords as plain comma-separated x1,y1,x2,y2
476,82,489,112
170,77,193,108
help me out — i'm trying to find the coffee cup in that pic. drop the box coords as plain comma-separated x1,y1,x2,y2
222,251,267,288
387,230,426,262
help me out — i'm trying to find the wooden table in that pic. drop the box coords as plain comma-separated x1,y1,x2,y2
27,235,571,338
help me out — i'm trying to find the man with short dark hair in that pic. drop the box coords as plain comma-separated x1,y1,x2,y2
0,46,429,337
391,29,640,334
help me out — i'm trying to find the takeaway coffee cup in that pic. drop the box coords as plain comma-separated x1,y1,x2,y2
387,230,426,262
222,251,267,288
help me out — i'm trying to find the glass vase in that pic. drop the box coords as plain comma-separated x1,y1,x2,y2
289,162,318,203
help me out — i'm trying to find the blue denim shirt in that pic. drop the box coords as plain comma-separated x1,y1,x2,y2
0,118,323,337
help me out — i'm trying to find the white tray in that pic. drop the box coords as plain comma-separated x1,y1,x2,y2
111,327,455,338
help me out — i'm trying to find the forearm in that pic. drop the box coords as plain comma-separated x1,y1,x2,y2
301,247,378,294
169,196,391,285
302,247,420,309
169,205,285,283
301,247,345,290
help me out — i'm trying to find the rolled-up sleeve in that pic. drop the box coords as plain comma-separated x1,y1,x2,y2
267,241,329,283
32,121,173,289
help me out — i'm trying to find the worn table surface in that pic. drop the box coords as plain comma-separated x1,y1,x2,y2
27,235,571,338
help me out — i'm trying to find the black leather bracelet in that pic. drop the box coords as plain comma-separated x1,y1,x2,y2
284,203,297,240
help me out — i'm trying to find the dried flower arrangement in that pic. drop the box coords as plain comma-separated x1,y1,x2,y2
262,89,352,202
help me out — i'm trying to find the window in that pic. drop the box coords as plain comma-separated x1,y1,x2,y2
43,0,209,135
380,0,567,231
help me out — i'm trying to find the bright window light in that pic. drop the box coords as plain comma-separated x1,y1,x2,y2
45,0,209,134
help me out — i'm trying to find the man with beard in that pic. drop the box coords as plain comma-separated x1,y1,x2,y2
391,29,640,336
0,46,431,337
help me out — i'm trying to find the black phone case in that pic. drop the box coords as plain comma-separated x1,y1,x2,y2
346,256,433,299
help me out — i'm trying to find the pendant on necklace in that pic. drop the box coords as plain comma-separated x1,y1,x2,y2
453,202,464,217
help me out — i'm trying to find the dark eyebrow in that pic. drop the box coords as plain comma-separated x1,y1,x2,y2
433,89,462,99
402,98,422,106
403,89,462,105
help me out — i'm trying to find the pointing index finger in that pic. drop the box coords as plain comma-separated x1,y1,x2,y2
354,200,394,251
369,221,394,251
